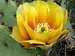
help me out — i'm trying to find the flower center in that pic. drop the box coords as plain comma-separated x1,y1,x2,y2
34,23,53,33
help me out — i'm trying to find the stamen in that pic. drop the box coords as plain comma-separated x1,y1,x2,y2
34,23,53,33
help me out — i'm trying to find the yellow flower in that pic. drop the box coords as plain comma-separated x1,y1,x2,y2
11,1,68,48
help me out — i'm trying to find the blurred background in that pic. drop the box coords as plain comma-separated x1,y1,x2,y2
0,0,75,56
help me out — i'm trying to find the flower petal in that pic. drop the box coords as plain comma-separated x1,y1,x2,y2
22,3,37,29
47,2,65,29
32,1,49,23
17,5,29,40
21,40,45,47
41,29,69,49
47,29,69,44
11,26,26,42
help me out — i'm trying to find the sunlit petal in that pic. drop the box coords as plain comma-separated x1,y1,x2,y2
17,5,29,40
11,26,26,42
21,40,45,47
32,1,49,23
47,2,66,29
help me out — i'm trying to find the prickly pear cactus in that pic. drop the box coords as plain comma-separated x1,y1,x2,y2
0,0,75,56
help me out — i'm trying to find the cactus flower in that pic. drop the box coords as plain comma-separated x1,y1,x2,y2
11,1,68,48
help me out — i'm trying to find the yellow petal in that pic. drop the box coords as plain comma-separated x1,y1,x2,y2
17,5,29,40
21,40,45,47
47,29,69,44
22,3,38,29
32,1,49,23
11,26,25,42
41,29,69,49
47,2,65,29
